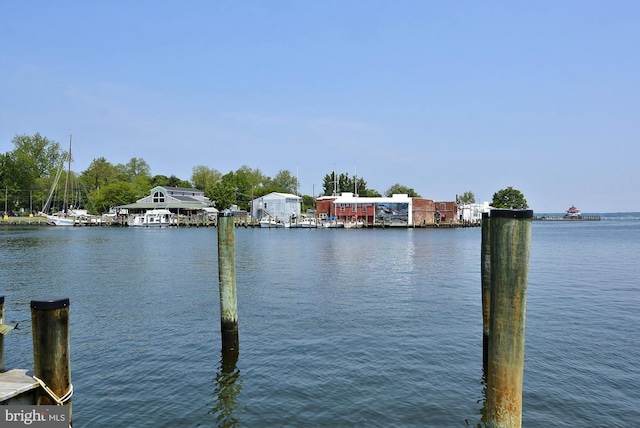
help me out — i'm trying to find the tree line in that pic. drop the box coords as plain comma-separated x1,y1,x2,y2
3,133,458,215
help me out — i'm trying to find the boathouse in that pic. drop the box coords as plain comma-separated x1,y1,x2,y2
116,186,216,215
250,192,302,223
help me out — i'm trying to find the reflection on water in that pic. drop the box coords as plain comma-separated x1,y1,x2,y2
208,349,242,428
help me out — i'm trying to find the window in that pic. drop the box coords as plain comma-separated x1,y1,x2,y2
153,191,165,203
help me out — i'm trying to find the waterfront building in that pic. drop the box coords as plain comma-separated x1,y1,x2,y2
250,192,302,223
458,202,493,224
315,193,458,227
117,186,216,215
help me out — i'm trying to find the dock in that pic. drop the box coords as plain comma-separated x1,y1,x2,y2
0,369,39,404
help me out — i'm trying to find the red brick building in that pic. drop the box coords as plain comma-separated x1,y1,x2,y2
315,194,458,226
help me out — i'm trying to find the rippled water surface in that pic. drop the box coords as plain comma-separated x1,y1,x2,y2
1,220,638,427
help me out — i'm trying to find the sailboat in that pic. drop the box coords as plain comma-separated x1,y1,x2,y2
39,135,85,226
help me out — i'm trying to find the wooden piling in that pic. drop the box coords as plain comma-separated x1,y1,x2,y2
481,212,491,374
217,213,239,352
0,295,4,373
486,209,532,428
31,298,72,420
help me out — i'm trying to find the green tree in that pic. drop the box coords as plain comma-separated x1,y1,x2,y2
322,173,338,195
131,175,152,200
351,177,367,196
457,191,476,204
166,175,191,188
234,165,267,208
385,183,421,197
491,186,528,209
321,171,378,196
301,195,315,214
3,133,65,212
211,172,237,211
150,175,171,187
360,188,382,197
80,157,119,192
321,171,348,195
271,169,298,194
191,165,222,196
115,158,151,183
88,182,138,214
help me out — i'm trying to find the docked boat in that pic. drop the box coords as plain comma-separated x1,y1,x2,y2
39,135,96,226
43,212,77,226
43,208,96,226
259,217,285,228
344,219,365,229
565,206,582,218
293,217,320,228
128,209,175,227
322,218,345,228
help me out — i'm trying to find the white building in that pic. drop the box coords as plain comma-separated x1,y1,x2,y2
251,192,301,223
459,202,493,224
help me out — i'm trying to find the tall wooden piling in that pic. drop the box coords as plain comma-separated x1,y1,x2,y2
217,212,239,352
0,295,4,373
481,213,491,374
486,209,532,428
31,298,72,419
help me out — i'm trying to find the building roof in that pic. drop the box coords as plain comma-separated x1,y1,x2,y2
331,192,412,204
162,186,203,193
117,201,210,210
117,185,213,211
256,192,302,200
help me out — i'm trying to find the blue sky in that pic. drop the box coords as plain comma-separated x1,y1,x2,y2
1,1,638,212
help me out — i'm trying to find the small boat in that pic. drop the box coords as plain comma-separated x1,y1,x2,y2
294,217,320,228
344,219,365,229
259,217,285,228
323,219,345,228
565,206,582,218
128,209,175,227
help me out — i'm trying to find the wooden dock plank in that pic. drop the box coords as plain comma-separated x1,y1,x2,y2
0,369,39,403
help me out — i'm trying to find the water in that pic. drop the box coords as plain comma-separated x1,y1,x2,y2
1,220,638,427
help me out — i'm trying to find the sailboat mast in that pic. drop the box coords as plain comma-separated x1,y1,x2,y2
354,164,357,196
63,134,72,214
333,168,337,196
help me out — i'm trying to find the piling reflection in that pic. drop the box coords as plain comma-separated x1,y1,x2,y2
208,349,242,427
